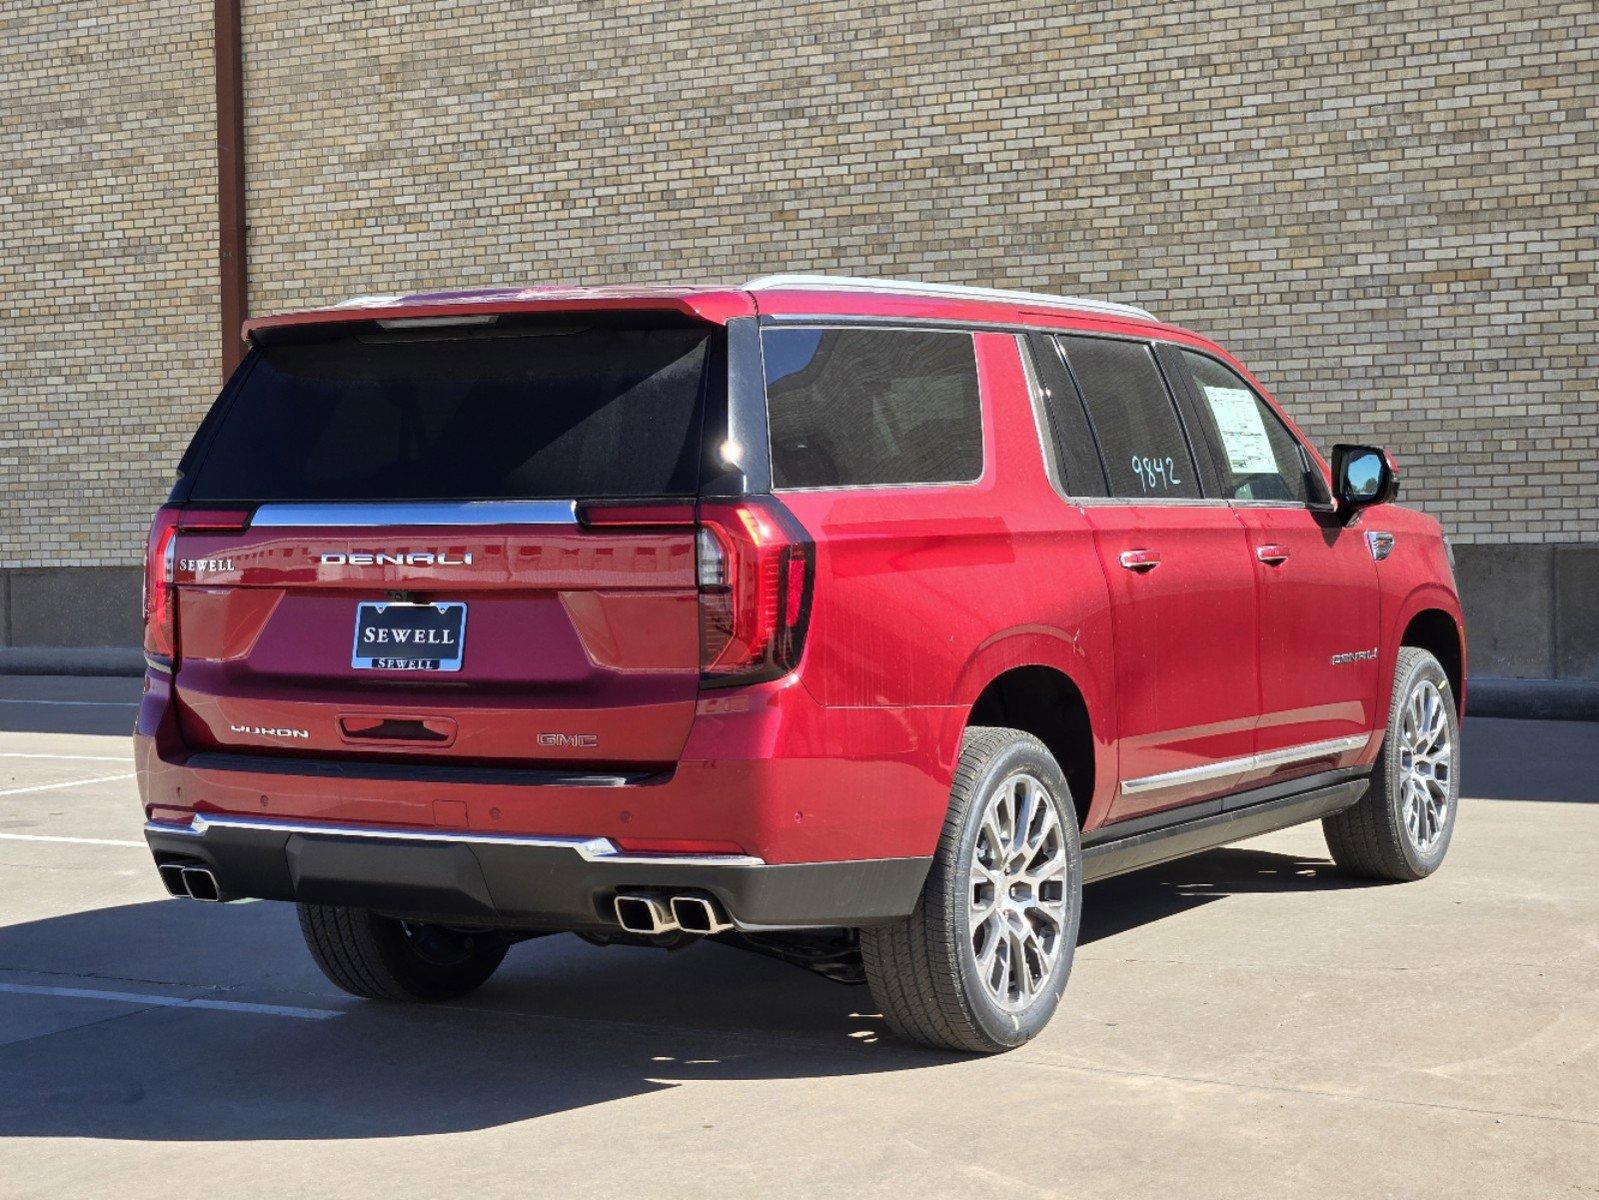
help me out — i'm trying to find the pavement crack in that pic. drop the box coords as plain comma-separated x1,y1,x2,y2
1014,1056,1599,1129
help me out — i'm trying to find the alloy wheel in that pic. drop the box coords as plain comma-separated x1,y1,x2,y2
968,772,1071,1010
1399,678,1453,853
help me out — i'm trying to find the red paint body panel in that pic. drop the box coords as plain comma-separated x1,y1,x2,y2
1235,506,1381,776
137,281,1464,896
1087,503,1260,819
170,523,702,768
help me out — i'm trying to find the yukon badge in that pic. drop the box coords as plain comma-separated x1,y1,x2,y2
320,551,473,568
229,723,310,740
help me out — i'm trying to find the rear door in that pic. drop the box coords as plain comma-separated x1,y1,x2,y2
1164,347,1380,779
1039,335,1262,822
168,315,719,771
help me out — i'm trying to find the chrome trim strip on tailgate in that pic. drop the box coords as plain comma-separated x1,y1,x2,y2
148,813,766,867
250,501,578,527
1119,733,1371,796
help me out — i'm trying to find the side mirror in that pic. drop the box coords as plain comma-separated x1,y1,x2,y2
1331,444,1398,511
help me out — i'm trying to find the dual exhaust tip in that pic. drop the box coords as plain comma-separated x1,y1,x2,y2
613,891,734,937
158,863,223,902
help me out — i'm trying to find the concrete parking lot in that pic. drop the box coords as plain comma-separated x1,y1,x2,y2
0,675,1594,1198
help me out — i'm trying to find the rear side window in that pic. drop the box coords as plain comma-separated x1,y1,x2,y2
1054,335,1201,500
185,323,717,501
762,327,983,489
1177,350,1327,505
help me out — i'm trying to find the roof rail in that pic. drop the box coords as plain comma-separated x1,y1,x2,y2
741,274,1157,322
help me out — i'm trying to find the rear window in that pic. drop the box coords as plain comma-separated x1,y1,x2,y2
185,323,717,501
1054,335,1201,500
763,327,983,490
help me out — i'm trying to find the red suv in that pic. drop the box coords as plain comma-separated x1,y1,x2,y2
138,275,1465,1052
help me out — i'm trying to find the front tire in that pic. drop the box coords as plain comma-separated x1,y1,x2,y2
861,727,1083,1053
297,904,508,1002
1323,646,1460,881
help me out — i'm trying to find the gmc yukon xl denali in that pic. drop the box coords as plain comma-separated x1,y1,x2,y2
138,276,1465,1052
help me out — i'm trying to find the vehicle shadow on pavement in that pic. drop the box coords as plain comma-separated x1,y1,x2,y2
0,896,938,1142
1081,845,1379,945
0,843,1372,1141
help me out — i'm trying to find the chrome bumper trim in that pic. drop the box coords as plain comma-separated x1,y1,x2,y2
148,813,765,868
1120,733,1371,796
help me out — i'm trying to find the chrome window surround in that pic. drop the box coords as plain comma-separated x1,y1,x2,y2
249,500,579,527
769,314,1335,517
1119,733,1371,796
151,812,766,867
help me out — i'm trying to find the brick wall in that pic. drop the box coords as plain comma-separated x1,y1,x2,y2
4,0,1596,572
1,2,217,568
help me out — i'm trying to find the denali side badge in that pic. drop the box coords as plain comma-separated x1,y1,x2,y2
1329,649,1378,666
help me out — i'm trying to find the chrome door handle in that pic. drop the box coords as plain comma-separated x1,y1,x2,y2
1118,549,1162,572
1255,544,1291,565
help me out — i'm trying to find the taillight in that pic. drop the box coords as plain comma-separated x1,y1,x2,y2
142,506,181,665
696,497,814,687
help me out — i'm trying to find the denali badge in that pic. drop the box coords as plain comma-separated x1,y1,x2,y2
1330,648,1378,666
537,732,599,748
321,551,473,567
229,723,310,739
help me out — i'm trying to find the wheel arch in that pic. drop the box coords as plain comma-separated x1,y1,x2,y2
962,664,1104,830
1398,605,1465,714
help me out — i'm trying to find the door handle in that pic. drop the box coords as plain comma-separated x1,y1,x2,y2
1255,544,1291,565
1118,549,1162,572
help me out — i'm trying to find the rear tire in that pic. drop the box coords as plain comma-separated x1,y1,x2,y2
297,904,508,1002
861,727,1083,1053
1323,646,1460,881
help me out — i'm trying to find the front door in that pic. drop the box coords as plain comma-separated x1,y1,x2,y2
1163,345,1379,786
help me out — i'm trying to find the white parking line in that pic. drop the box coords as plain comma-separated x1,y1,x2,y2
0,772,136,798
0,752,133,763
0,698,138,707
0,981,340,1021
0,832,145,847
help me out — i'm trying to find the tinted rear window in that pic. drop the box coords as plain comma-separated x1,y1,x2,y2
186,324,716,501
763,327,983,489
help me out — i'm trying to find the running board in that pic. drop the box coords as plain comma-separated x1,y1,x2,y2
1082,776,1369,884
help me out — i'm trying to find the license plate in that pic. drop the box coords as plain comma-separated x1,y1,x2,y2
351,602,467,672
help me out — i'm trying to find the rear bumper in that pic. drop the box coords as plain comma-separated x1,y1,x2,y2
144,814,930,931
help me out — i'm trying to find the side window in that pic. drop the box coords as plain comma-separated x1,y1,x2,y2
1021,333,1109,498
1178,350,1326,505
762,327,983,489
1054,335,1201,500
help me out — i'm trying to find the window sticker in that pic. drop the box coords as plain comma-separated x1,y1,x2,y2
1201,385,1278,475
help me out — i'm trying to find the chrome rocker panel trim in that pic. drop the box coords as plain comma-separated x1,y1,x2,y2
1119,733,1371,796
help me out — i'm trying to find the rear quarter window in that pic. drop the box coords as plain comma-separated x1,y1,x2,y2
762,327,983,490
